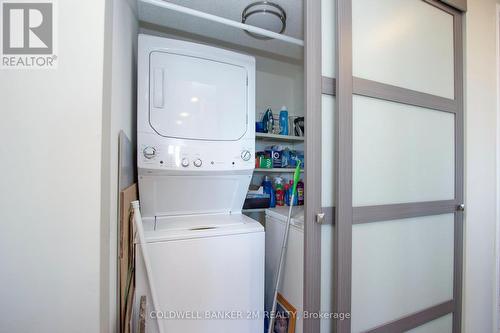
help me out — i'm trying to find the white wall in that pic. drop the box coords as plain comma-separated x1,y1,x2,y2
0,0,106,332
464,0,500,332
102,0,138,331
255,56,304,119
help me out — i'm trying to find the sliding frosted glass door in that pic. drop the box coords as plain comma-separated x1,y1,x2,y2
330,0,464,332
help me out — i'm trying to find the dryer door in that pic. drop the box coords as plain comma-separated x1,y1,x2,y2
149,51,248,141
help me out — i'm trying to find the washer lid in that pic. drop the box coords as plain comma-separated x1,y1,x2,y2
265,206,304,228
142,213,263,243
138,172,252,218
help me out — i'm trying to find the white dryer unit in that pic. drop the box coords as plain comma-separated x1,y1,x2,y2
135,34,263,333
137,34,256,218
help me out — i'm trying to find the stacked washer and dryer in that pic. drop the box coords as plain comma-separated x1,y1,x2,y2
134,35,264,333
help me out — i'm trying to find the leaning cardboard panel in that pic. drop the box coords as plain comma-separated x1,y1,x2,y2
120,183,138,333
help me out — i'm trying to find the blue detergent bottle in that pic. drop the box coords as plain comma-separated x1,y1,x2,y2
279,106,289,136
262,176,276,208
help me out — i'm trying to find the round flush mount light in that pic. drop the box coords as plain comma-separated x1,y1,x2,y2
241,1,287,40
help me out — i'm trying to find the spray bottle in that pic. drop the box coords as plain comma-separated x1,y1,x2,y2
275,177,284,206
297,179,304,205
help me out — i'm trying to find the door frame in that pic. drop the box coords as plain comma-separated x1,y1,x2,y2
495,4,500,332
304,0,323,332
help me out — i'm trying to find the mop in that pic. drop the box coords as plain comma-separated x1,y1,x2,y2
267,161,302,333
131,201,165,333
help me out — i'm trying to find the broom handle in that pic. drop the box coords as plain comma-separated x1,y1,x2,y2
267,161,301,333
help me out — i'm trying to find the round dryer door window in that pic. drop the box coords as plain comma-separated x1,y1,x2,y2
149,51,248,141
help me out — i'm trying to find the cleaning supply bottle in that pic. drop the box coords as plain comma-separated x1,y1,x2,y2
284,183,290,206
262,176,272,190
262,176,276,208
269,186,276,208
262,107,274,134
279,106,289,136
270,186,276,208
297,179,304,205
275,177,285,206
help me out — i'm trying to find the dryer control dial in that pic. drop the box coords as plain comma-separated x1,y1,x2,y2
143,146,157,159
241,150,251,161
193,158,203,168
181,158,190,167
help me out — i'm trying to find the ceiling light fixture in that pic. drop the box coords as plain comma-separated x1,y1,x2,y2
241,1,287,40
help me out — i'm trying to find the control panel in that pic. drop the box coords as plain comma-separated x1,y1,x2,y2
139,141,254,171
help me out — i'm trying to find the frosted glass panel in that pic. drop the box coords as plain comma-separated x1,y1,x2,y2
352,0,454,98
320,224,334,333
353,96,455,206
351,214,454,333
321,95,335,333
406,314,453,333
321,0,335,77
322,95,335,207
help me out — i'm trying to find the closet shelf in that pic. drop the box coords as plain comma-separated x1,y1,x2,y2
242,208,267,213
138,0,304,60
256,133,304,142
254,168,304,173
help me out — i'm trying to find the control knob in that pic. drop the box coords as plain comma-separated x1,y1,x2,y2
181,158,189,167
193,159,203,167
143,146,157,159
241,150,251,161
